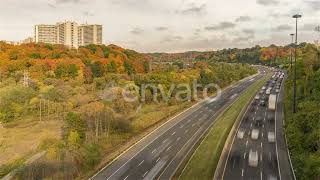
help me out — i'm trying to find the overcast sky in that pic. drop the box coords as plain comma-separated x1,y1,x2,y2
0,0,319,52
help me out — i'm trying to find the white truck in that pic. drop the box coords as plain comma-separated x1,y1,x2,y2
268,94,277,110
249,150,258,167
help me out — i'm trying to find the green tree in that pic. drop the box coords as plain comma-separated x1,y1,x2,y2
91,61,104,78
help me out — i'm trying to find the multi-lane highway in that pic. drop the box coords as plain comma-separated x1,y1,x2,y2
220,71,295,180
91,69,268,180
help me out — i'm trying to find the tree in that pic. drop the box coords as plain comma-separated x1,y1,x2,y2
55,63,78,79
91,61,104,78
106,61,117,73
124,60,134,75
65,112,87,140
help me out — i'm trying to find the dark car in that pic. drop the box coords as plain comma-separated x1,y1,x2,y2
255,116,263,126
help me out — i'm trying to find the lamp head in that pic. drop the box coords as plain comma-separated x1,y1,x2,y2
292,14,302,18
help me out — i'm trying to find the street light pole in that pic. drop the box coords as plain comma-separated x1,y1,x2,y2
292,14,302,113
290,33,295,70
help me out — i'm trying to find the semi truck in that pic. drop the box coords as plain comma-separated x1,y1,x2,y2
268,94,277,110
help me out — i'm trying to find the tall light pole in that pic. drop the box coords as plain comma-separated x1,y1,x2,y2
292,14,302,113
290,33,295,70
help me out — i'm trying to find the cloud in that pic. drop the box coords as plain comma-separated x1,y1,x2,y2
176,3,206,16
235,16,251,22
302,23,316,31
234,29,255,42
304,1,320,11
272,24,293,31
155,26,169,31
257,0,279,6
130,27,144,35
54,0,81,4
161,35,183,43
83,11,94,16
243,29,255,35
204,22,236,31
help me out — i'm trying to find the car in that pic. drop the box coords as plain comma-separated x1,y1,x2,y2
255,116,263,126
266,89,271,95
251,129,259,140
267,114,275,123
248,150,259,167
237,130,245,139
268,132,275,143
267,175,277,180
275,89,279,93
260,100,266,106
262,86,266,90
260,90,264,94
254,95,260,100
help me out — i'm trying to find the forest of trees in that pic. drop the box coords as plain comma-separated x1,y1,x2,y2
284,43,320,180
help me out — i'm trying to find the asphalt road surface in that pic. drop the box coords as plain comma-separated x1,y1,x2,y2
222,71,294,180
91,69,267,180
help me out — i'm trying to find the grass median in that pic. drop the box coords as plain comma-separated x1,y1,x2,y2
179,74,271,180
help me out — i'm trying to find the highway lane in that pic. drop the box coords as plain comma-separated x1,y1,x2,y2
222,71,289,180
91,69,267,180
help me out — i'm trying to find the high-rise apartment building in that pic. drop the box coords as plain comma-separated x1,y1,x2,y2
78,24,103,46
56,21,79,49
34,21,102,49
34,25,56,44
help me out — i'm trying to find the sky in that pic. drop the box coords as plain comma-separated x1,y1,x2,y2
0,0,320,53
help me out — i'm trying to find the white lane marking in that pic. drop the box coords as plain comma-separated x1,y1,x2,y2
156,157,160,163
177,137,181,141
162,139,168,144
166,146,171,152
244,152,246,159
138,160,144,167
185,129,189,133
260,153,263,162
246,140,248,147
124,175,129,180
192,123,196,127
152,149,156,154
172,132,176,136
260,171,263,180
250,123,253,128
180,124,184,128
142,170,149,178
262,124,265,128
241,169,244,176
262,132,264,138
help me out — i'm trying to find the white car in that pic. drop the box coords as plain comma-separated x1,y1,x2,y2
275,89,280,93
254,95,260,100
249,150,259,167
262,86,266,90
251,129,259,140
266,89,271,95
237,130,245,139
268,132,275,143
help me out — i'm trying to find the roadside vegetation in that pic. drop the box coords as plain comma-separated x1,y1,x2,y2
284,43,320,180
179,74,270,180
0,42,256,179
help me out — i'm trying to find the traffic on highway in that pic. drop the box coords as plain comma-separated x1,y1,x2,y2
222,70,287,180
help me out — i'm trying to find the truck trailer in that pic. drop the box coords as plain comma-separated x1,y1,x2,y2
268,94,277,110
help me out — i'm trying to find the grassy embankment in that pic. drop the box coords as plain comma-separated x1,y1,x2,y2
179,74,271,180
